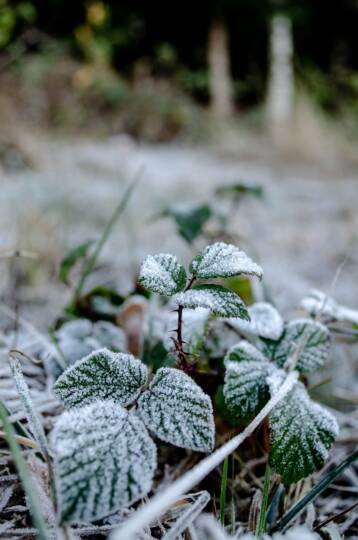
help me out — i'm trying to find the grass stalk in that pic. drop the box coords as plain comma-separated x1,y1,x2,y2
0,400,51,540
255,463,271,538
219,456,229,526
73,169,143,303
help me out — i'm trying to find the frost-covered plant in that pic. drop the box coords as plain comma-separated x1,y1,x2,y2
139,242,262,369
48,318,127,378
223,302,339,484
51,348,215,522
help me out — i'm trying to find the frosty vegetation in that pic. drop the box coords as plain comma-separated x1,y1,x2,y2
4,241,349,537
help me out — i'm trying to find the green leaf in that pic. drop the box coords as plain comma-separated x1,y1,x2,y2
173,285,250,319
161,204,212,243
51,400,157,523
269,319,330,373
53,349,148,408
224,340,267,365
189,242,262,280
59,241,94,284
216,181,264,200
138,367,215,452
139,253,187,296
224,359,274,420
269,382,338,485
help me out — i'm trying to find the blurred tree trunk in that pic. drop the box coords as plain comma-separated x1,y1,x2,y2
266,14,294,144
207,18,233,119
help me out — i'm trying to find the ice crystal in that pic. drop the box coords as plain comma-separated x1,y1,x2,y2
229,302,284,340
224,359,275,419
173,285,250,319
51,399,157,522
53,348,148,408
269,382,339,484
270,318,330,373
139,253,187,296
189,242,263,280
224,340,266,365
138,367,215,452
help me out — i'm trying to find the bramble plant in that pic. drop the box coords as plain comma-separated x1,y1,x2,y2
47,241,340,527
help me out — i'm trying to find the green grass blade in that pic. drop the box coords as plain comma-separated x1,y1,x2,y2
219,456,229,526
256,463,271,538
73,169,143,303
0,400,51,540
276,448,358,531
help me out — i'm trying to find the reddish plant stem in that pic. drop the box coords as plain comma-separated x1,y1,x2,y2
176,275,196,371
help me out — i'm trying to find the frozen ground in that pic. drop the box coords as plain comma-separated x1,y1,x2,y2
0,133,357,327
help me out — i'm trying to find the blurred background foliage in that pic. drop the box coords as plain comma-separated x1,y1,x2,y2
0,0,357,140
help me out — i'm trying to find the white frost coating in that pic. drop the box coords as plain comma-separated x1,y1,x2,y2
92,321,127,351
189,242,263,280
9,354,50,459
272,318,330,374
229,302,284,340
224,359,275,418
161,491,211,540
224,340,266,365
269,382,339,485
51,399,157,523
301,289,358,324
49,320,128,379
173,285,250,319
139,253,186,296
111,372,298,540
53,348,148,408
163,308,210,354
138,367,215,452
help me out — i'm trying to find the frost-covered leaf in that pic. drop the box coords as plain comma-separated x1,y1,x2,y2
269,382,338,485
173,285,250,319
224,340,266,365
163,307,210,355
92,321,127,351
139,254,187,296
51,400,156,522
138,367,215,452
229,302,284,340
53,348,148,408
301,289,358,324
270,319,330,373
189,242,262,280
224,358,275,420
57,319,93,340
